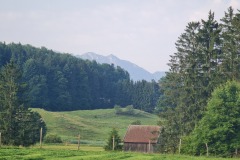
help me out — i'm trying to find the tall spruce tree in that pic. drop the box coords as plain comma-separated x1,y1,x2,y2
0,61,46,146
220,7,240,80
157,11,224,153
157,21,201,153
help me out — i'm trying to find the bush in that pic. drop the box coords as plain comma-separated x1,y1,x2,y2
114,105,122,114
44,134,63,143
125,105,134,115
114,105,135,115
131,120,141,125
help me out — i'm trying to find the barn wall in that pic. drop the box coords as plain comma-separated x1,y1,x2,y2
124,142,155,153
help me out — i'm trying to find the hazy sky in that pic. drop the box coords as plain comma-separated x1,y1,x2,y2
0,0,239,73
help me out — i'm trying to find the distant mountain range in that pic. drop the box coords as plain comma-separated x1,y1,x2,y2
77,52,165,81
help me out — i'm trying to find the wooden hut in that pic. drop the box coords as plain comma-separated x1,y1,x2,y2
123,125,161,153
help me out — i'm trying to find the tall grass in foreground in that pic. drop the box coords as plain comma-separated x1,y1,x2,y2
0,145,238,160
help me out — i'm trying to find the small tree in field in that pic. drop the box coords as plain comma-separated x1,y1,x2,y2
104,128,122,151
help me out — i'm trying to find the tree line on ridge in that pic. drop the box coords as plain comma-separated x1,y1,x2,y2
0,42,160,112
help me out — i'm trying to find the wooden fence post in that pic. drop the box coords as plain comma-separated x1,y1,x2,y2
112,136,115,151
78,134,80,150
40,127,43,149
0,132,1,148
179,139,182,154
148,140,151,153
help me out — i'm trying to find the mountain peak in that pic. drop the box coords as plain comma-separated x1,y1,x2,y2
77,52,165,81
107,54,116,58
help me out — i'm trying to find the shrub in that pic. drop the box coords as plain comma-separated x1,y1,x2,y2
131,120,141,125
125,105,134,115
114,105,122,114
44,134,63,143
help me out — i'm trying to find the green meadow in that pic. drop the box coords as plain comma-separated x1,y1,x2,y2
0,109,237,159
31,108,159,145
0,145,237,160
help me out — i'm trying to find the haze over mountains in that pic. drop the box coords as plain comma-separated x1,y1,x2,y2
78,52,165,81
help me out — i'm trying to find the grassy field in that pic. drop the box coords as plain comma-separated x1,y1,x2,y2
23,109,238,159
32,108,159,145
0,145,237,160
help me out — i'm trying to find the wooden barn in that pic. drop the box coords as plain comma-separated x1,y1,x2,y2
123,125,161,153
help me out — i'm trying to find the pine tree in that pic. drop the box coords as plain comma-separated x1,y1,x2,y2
0,61,46,146
157,11,223,153
220,7,240,80
157,22,201,152
104,128,122,151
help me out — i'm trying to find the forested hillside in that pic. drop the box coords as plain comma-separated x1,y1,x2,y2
0,42,160,112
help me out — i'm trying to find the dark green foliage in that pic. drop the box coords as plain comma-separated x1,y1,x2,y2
44,134,63,143
0,43,130,111
0,42,161,112
183,81,240,157
158,109,181,153
0,61,46,146
15,111,46,146
132,80,160,112
104,128,122,151
220,7,240,80
157,7,240,155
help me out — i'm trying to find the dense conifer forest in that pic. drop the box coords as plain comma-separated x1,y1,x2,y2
0,42,160,112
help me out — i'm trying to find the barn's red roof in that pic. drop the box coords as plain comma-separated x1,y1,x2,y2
123,125,161,143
